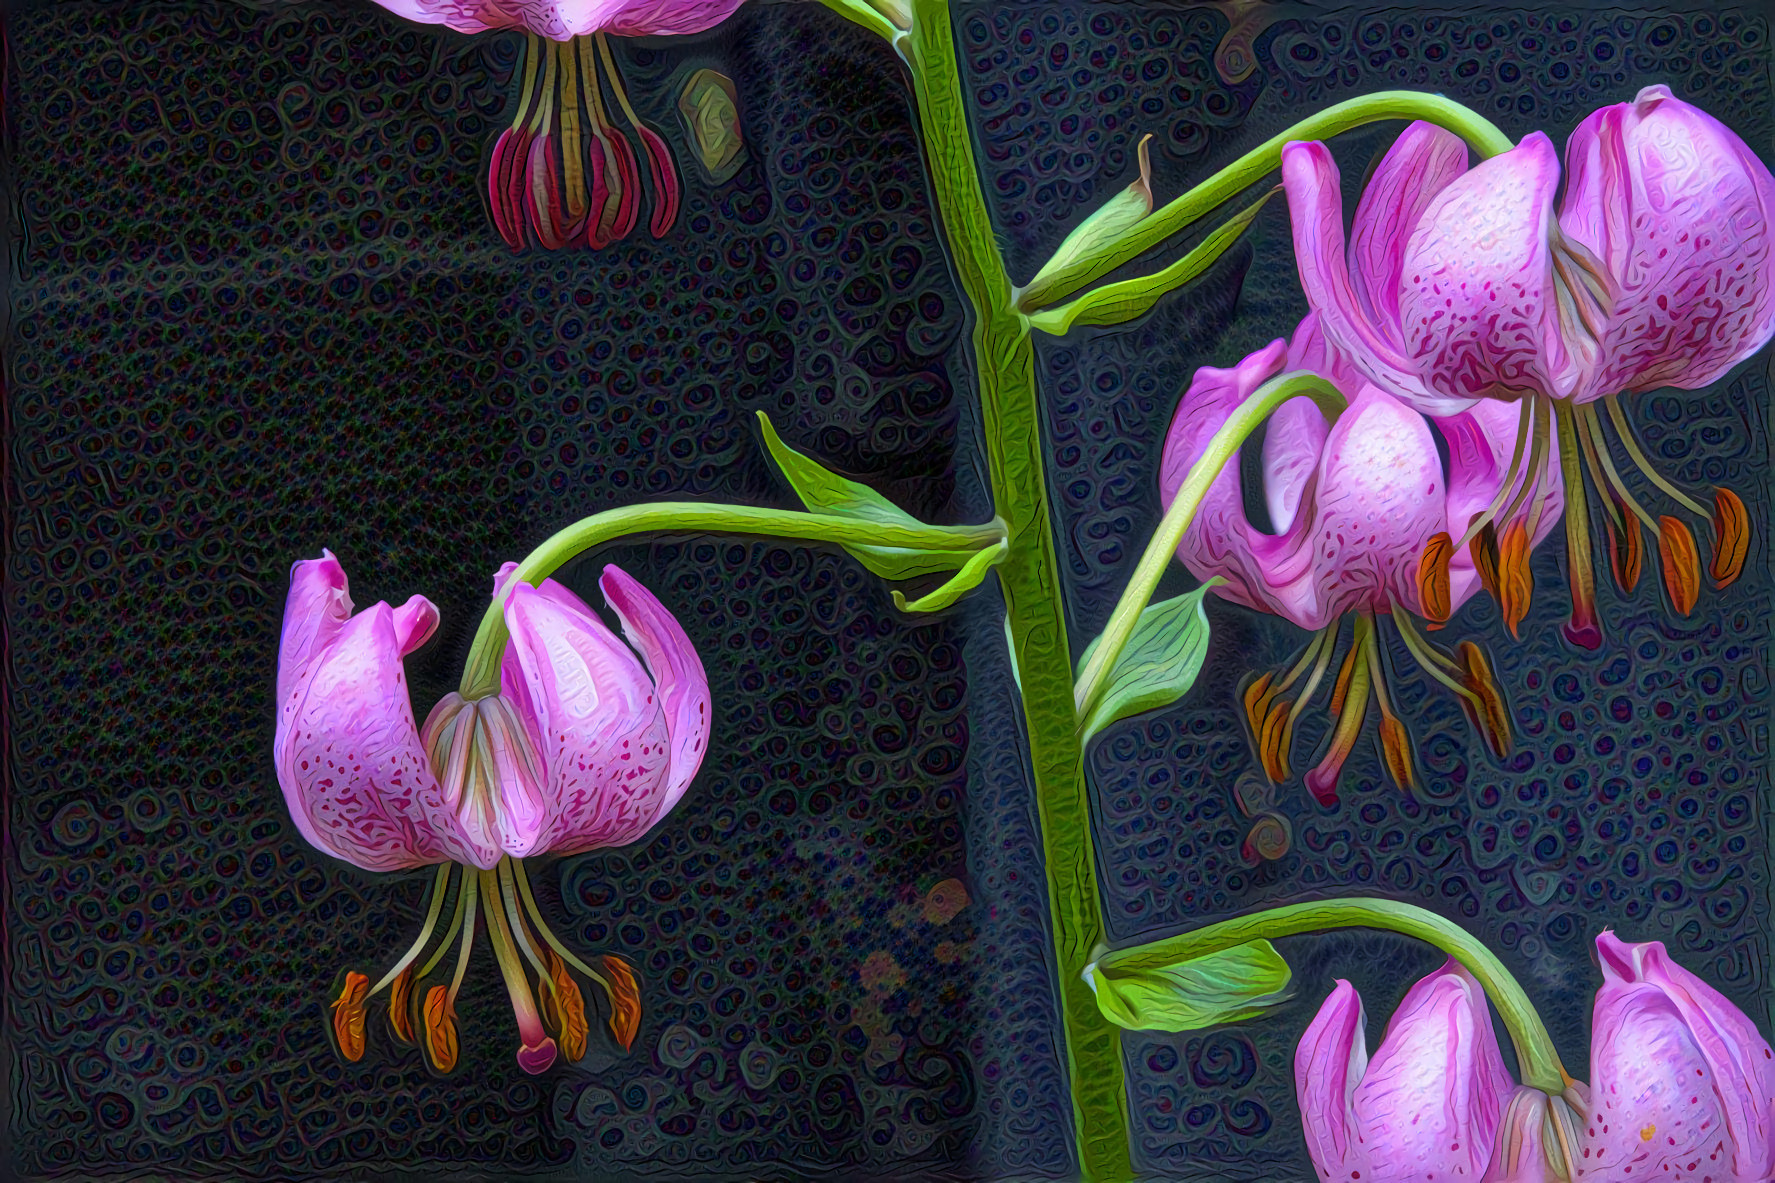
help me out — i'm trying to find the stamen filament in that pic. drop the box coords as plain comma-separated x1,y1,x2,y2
417,863,471,981
1389,606,1481,706
1581,404,1660,531
1456,396,1535,550
479,868,556,1072
496,857,551,980
1284,622,1340,730
1603,395,1711,518
1306,617,1373,805
1572,401,1628,534
368,863,455,995
1524,395,1555,542
1498,395,1549,531
595,33,646,128
556,40,588,221
447,871,479,1005
528,38,557,138
1365,618,1414,791
509,33,542,134
511,857,614,994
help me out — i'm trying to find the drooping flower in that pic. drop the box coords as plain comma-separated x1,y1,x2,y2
366,0,753,250
275,551,710,1073
1282,90,1774,642
1160,313,1561,803
1295,958,1519,1182
1577,932,1775,1182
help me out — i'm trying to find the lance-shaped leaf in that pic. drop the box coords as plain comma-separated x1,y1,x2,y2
1016,136,1154,312
892,540,1008,613
756,412,991,579
1075,580,1220,741
1028,190,1275,336
1084,939,1292,1032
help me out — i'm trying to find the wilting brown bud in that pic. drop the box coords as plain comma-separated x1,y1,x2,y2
388,965,416,1046
1378,714,1415,792
1257,697,1294,783
1470,521,1502,603
1497,520,1533,638
544,949,590,1063
1710,488,1749,589
1604,513,1642,593
1456,641,1512,758
1416,532,1454,623
601,955,642,1053
1241,813,1292,863
423,985,459,1074
1657,516,1701,616
331,971,370,1063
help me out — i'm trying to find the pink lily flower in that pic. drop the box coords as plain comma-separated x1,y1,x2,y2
366,0,751,250
1578,933,1775,1182
1159,313,1560,802
275,551,709,1075
1295,959,1518,1182
1282,89,1772,634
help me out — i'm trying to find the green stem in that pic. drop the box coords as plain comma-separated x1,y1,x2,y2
458,502,1000,698
906,1,1130,1175
1074,372,1348,724
1098,897,1571,1093
1028,92,1514,308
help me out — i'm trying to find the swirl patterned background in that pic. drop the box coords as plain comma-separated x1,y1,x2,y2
4,1,1771,1180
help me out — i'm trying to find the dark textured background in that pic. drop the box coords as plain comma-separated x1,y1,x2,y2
4,1,1771,1179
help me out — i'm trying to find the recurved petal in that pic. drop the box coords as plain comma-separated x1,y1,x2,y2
587,0,750,37
1282,140,1469,416
1563,86,1775,401
1349,121,1472,329
503,580,674,857
1397,133,1584,403
274,601,473,871
598,565,711,822
1295,979,1369,1177
1584,933,1775,1182
277,551,354,713
1352,959,1516,1183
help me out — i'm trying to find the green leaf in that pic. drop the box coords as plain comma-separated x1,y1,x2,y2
1028,190,1276,336
892,540,1007,613
1016,136,1154,312
756,411,985,579
1084,940,1292,1032
1077,580,1220,741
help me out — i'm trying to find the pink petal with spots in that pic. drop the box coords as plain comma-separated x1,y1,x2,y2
274,571,483,871
1349,122,1472,330
1579,933,1775,1182
1351,959,1516,1183
1283,140,1472,416
1398,133,1585,404
364,0,743,38
502,579,674,856
1561,86,1775,402
1295,978,1369,1177
599,565,711,821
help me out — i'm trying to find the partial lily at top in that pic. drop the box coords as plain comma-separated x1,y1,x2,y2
367,0,753,249
1283,86,1774,645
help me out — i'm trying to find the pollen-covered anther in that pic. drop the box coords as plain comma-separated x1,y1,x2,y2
1658,516,1701,615
331,971,370,1062
1456,641,1513,758
1469,521,1502,604
423,985,460,1074
1377,714,1414,792
1709,488,1749,589
543,949,590,1062
601,955,642,1052
388,965,416,1045
1415,532,1454,623
1257,696,1294,783
1497,519,1533,638
1604,512,1643,593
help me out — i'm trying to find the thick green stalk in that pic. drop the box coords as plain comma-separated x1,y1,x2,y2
1025,92,1514,308
1098,898,1572,1093
905,1,1130,1176
458,502,1000,697
1074,372,1348,723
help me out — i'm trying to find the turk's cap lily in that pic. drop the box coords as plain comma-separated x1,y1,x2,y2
368,0,747,39
1285,91,1775,415
1296,958,1517,1182
1158,313,1562,632
1581,932,1775,1182
274,552,710,872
